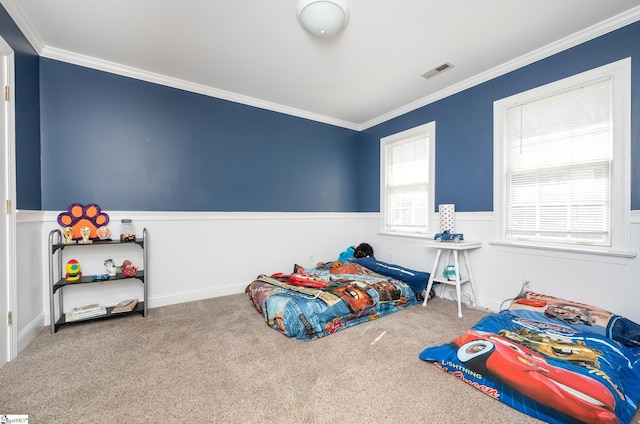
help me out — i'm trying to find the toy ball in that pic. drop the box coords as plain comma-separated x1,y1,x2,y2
65,259,82,282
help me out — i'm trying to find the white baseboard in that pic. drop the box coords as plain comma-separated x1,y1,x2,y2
149,282,248,309
18,313,45,351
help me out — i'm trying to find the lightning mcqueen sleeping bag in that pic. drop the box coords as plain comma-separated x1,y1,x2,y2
246,261,421,341
419,291,640,424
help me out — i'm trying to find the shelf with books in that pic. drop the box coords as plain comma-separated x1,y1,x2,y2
60,301,145,325
112,298,138,314
65,303,105,321
48,228,148,333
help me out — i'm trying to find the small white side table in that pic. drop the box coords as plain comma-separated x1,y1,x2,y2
422,240,482,317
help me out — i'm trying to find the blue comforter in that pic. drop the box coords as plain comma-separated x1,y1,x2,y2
246,262,418,341
420,291,640,424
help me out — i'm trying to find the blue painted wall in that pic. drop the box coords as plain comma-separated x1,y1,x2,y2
40,59,359,211
0,4,41,210
358,20,640,212
3,4,639,214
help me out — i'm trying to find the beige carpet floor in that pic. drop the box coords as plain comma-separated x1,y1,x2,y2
0,293,634,423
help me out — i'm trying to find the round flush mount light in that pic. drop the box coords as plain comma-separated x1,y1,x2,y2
296,0,349,38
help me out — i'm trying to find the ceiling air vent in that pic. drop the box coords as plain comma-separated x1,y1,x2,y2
421,62,454,79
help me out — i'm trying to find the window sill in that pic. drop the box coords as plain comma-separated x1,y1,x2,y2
378,231,430,240
489,240,636,259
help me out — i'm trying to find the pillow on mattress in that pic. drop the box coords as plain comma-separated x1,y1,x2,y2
351,257,429,295
509,291,640,347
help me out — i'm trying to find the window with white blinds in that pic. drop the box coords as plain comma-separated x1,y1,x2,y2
494,58,631,252
505,78,611,245
380,122,435,236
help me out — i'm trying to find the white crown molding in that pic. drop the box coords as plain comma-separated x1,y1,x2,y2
39,45,360,131
0,0,44,53
360,5,640,130
2,0,639,132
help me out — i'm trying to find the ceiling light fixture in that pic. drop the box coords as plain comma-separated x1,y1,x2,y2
296,0,349,38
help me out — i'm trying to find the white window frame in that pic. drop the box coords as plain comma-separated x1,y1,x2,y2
493,58,632,257
380,121,435,238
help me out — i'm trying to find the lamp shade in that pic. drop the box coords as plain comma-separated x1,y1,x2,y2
297,0,349,38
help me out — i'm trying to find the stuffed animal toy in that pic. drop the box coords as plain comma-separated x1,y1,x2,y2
121,259,138,278
353,242,374,258
338,246,355,262
336,243,374,262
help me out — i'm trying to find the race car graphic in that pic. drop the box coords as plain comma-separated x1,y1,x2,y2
497,328,602,368
454,329,617,424
545,304,597,326
332,283,375,313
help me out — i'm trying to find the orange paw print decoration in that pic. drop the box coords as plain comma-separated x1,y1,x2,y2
57,203,110,241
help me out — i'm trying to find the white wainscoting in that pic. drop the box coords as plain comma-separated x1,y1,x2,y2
35,211,380,324
370,211,640,324
15,211,45,353
14,210,640,356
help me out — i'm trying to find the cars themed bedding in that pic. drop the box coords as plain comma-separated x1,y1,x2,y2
246,259,425,341
419,291,640,424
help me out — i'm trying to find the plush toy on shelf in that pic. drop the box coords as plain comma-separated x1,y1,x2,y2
121,259,138,278
65,259,82,282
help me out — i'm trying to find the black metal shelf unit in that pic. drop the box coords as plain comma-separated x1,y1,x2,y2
48,228,148,333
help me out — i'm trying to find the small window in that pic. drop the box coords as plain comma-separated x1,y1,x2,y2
494,58,631,253
380,122,435,236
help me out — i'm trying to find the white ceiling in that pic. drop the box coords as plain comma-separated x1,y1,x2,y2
2,0,640,130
